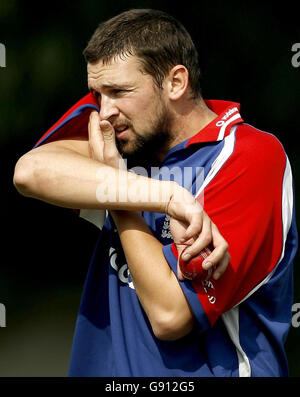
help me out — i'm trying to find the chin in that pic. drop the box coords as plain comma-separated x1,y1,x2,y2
118,139,139,155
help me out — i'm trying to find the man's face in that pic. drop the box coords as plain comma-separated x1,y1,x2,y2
87,55,173,160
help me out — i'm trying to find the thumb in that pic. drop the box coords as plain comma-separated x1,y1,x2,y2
100,120,118,154
100,120,116,142
100,120,126,169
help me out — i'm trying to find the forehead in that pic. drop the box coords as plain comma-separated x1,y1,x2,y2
87,55,145,90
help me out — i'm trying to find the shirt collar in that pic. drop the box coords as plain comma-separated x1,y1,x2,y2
186,100,243,147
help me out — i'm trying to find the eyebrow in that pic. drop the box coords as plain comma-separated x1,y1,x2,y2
89,82,133,92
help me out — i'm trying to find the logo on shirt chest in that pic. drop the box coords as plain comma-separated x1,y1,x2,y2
161,215,173,240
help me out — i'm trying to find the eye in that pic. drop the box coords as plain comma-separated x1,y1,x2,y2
92,90,100,101
111,89,124,96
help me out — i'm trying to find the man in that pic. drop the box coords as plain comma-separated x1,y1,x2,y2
13,9,297,377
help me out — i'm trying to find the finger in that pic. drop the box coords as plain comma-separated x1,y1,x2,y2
100,120,117,147
175,244,188,281
88,111,100,141
202,223,229,275
180,213,211,261
181,213,203,243
88,112,92,140
89,111,104,161
100,120,124,168
100,119,115,141
212,252,231,280
181,206,203,242
88,116,93,158
202,240,228,270
177,260,184,281
170,217,194,247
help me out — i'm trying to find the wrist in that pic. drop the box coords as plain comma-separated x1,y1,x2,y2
165,182,194,213
158,180,179,214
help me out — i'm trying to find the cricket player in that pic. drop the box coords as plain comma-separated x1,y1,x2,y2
13,9,297,376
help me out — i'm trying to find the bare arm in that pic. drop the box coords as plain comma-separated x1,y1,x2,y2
13,129,207,244
13,139,174,213
111,210,195,340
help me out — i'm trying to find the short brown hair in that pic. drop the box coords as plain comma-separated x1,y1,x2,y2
83,9,202,99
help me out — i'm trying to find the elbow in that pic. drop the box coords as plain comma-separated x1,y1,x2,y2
13,154,36,196
151,311,195,341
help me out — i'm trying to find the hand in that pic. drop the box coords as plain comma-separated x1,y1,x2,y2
88,111,126,170
167,185,230,281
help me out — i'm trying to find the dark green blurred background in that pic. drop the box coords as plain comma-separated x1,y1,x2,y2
1,0,299,376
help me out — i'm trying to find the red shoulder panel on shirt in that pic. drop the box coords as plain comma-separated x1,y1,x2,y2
192,124,287,325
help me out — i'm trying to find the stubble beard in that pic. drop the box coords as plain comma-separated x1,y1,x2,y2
116,103,174,169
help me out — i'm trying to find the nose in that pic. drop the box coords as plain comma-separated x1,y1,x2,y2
99,94,119,121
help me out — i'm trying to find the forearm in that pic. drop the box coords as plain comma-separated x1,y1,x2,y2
14,145,174,212
111,210,194,340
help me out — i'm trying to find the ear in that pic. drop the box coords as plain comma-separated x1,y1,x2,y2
165,65,189,101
